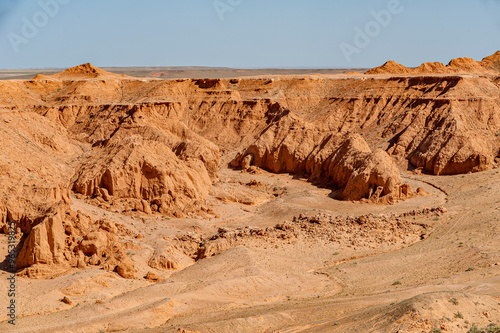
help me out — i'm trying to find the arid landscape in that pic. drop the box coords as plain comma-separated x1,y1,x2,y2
0,52,499,333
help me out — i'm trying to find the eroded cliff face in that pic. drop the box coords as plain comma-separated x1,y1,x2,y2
9,67,500,179
229,113,405,202
1,62,499,276
68,105,220,216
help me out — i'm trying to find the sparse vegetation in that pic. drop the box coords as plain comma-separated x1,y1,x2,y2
449,297,459,305
454,311,464,319
468,323,500,333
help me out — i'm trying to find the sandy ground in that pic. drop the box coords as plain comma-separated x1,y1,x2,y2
0,163,498,333
0,63,499,333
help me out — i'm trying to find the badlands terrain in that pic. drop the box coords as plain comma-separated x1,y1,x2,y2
0,52,499,333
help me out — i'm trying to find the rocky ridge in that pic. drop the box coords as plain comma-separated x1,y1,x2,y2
0,55,498,277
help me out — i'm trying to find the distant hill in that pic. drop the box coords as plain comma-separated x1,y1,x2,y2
366,51,500,75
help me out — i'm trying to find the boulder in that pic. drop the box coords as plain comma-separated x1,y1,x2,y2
79,232,109,256
17,214,66,268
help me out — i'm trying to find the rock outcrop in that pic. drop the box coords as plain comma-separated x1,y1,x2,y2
16,209,138,279
147,244,195,271
481,51,500,72
366,54,499,75
24,60,499,177
17,213,67,268
71,107,220,216
0,55,499,277
231,114,408,202
366,60,412,75
33,63,129,80
188,207,447,261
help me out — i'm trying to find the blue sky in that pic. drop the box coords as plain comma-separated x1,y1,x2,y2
0,0,499,69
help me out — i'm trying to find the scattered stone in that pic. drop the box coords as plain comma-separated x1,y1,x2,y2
60,297,72,305
145,271,160,282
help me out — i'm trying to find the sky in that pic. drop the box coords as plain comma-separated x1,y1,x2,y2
0,0,499,69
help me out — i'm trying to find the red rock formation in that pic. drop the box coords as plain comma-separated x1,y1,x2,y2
0,56,498,277
481,51,500,72
231,114,404,201
366,53,499,75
